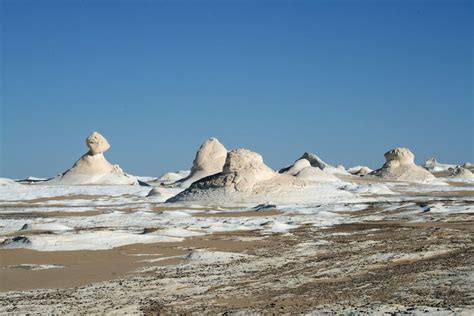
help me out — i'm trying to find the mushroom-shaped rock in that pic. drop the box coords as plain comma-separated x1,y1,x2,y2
384,148,415,165
45,132,138,185
86,131,110,154
175,138,227,187
367,148,436,182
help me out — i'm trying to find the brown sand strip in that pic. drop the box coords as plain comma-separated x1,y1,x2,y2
0,210,106,218
10,195,109,204
0,244,185,292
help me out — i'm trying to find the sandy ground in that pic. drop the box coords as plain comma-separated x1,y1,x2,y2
1,203,473,313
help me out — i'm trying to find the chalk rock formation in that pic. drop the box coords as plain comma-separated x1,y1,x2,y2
167,148,288,202
280,152,349,177
157,170,190,184
279,152,330,173
336,165,346,171
0,178,19,186
282,159,311,176
295,166,339,182
207,148,275,192
424,158,456,173
299,152,329,170
175,138,227,187
46,132,138,185
347,166,373,176
448,167,474,180
86,132,110,154
368,148,436,182
280,159,339,182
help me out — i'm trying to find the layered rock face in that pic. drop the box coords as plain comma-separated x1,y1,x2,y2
46,132,138,185
367,148,436,182
174,138,227,187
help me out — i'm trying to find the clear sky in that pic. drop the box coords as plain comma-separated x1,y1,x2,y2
1,0,472,179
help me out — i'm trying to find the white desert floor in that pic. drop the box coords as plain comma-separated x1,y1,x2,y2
0,177,473,313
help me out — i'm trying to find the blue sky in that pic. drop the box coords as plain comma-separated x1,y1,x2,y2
1,0,472,178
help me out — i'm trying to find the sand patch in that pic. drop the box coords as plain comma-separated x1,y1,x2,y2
0,231,267,292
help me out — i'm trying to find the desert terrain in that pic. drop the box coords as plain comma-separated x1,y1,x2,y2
0,134,473,314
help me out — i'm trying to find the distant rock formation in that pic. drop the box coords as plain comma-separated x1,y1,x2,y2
299,152,329,170
157,170,190,184
45,132,138,185
336,165,346,171
367,148,436,182
448,166,474,180
294,165,339,182
280,152,349,178
174,138,227,188
462,161,474,171
280,158,339,182
424,158,456,172
347,166,373,176
282,159,311,176
0,178,19,186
